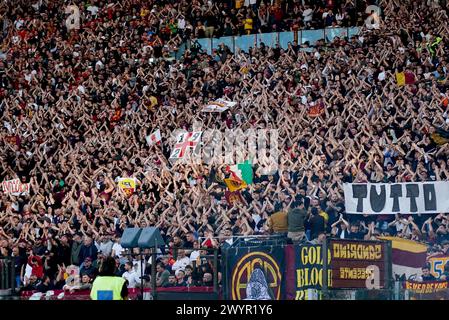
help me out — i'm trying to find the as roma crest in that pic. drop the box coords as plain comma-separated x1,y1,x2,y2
231,251,282,300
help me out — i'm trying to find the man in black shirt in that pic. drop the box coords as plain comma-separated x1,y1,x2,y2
183,232,195,249
308,208,325,240
12,246,26,288
36,275,55,293
347,223,365,240
419,265,436,282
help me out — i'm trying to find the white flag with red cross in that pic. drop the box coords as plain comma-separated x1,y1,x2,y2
169,131,202,162
145,129,162,147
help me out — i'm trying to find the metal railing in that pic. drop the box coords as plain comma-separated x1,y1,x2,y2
0,258,15,296
175,27,360,59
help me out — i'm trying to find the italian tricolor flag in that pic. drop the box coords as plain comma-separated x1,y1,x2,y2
224,160,253,191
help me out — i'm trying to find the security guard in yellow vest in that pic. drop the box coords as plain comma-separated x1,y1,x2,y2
90,256,128,300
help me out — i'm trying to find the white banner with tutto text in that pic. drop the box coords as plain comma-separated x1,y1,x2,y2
343,182,449,214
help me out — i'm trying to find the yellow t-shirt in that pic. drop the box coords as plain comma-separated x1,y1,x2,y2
140,9,149,17
147,96,158,110
319,211,329,223
244,18,253,30
236,0,244,9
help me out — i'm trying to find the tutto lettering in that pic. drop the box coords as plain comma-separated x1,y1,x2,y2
351,183,437,213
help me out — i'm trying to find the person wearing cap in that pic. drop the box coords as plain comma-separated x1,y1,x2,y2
90,256,128,300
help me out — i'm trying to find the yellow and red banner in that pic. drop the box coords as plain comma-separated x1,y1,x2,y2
224,177,247,192
117,178,137,197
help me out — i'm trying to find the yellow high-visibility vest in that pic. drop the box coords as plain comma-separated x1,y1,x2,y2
90,276,126,300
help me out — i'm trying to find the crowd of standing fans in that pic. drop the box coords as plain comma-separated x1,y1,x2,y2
2,0,449,293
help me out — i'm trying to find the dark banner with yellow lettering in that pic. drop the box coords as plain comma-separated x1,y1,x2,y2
404,280,449,300
223,246,284,300
329,239,390,289
284,244,331,300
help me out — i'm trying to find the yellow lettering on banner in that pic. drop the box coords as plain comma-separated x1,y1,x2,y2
309,247,317,265
296,290,305,300
341,245,346,259
310,268,320,286
332,243,383,261
375,245,382,259
301,247,308,265
349,244,355,259
357,245,363,260
302,246,325,265
297,269,305,288
363,247,369,260
404,281,449,294
357,268,362,279
340,268,345,280
297,267,326,288
333,244,339,259
338,268,373,280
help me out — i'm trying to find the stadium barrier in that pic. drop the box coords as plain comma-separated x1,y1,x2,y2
175,27,360,58
20,286,218,300
0,258,15,296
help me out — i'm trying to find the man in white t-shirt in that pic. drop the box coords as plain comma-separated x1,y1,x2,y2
111,236,126,264
171,250,190,272
122,261,140,288
189,241,201,265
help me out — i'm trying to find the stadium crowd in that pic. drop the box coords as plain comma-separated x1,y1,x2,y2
1,0,449,293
